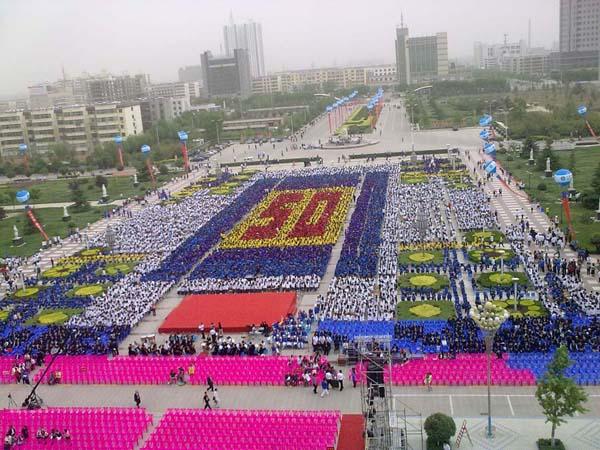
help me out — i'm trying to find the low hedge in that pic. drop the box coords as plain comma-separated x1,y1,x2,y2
477,271,529,288
537,439,565,450
397,273,449,291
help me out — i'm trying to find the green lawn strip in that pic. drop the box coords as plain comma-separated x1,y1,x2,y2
0,207,109,257
491,298,547,319
0,173,175,206
397,273,449,291
396,300,457,320
398,250,445,265
477,271,529,289
496,147,600,251
463,230,505,245
25,308,83,326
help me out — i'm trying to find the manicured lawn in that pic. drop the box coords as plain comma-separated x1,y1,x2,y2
0,207,109,257
496,147,600,252
477,271,529,289
396,300,456,320
0,173,174,206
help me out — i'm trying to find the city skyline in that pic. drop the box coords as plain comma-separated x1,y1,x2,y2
0,0,559,97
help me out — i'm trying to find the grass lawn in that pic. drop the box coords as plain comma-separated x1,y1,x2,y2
0,173,174,206
496,147,600,251
0,207,109,257
491,298,547,319
396,300,456,320
25,308,83,326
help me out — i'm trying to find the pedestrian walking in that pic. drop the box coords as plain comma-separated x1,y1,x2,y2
134,391,141,408
350,367,358,388
312,371,318,394
206,376,214,392
337,370,344,391
320,379,329,398
212,387,220,408
424,372,433,392
203,391,212,410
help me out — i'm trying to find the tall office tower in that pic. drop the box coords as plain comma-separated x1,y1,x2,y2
223,15,265,78
201,49,252,98
560,0,600,52
395,24,448,85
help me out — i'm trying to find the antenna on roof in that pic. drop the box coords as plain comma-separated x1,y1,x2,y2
400,12,404,28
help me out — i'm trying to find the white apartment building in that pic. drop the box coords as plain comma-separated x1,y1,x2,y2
473,40,528,70
251,65,396,95
223,17,265,78
0,103,143,157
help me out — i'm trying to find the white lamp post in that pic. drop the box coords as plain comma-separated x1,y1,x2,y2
470,302,509,439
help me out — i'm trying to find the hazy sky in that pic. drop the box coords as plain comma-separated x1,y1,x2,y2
0,0,559,97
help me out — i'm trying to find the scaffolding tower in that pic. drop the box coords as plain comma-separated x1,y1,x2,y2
355,336,423,450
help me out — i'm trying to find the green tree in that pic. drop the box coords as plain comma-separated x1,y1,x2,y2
424,413,456,450
536,147,560,172
535,345,588,448
95,175,108,189
521,137,538,159
68,181,89,211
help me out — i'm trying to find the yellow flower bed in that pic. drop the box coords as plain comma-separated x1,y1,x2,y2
409,304,441,318
0,310,10,321
489,273,514,284
37,311,69,324
408,252,435,263
14,287,40,298
73,285,104,297
42,264,80,278
409,275,438,287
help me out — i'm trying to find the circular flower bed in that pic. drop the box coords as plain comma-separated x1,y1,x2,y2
38,311,69,324
409,303,441,318
99,262,135,276
398,250,444,266
464,230,505,245
13,287,40,299
27,308,83,326
69,284,105,297
397,273,449,291
42,264,80,278
468,248,515,263
477,271,528,288
492,299,547,318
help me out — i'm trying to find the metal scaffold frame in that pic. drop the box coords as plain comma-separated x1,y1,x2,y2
355,336,423,450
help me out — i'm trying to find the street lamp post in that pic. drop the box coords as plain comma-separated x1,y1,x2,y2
512,277,520,312
470,302,509,439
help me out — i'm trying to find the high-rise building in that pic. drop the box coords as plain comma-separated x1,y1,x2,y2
201,49,252,98
223,16,265,78
395,26,448,85
178,65,204,83
560,0,600,52
473,40,528,70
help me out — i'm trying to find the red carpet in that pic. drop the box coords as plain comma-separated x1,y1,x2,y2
337,414,365,450
159,292,297,333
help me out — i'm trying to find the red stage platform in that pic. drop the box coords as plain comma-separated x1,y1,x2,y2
159,292,297,333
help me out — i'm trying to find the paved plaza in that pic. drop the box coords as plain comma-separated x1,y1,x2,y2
2,97,600,450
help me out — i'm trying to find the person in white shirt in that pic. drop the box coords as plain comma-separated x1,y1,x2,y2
336,370,344,391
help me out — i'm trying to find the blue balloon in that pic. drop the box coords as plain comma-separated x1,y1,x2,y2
18,144,27,154
326,106,332,112
577,105,587,116
484,160,497,175
479,115,492,127
553,169,572,188
484,142,496,155
114,135,123,144
479,130,490,140
16,190,30,203
178,131,188,141
141,144,151,154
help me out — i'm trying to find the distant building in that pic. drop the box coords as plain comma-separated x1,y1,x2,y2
0,103,143,157
147,96,191,124
201,49,252,98
473,40,528,70
28,79,87,109
251,64,396,95
178,65,204,83
85,74,150,103
223,16,265,78
395,26,448,85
